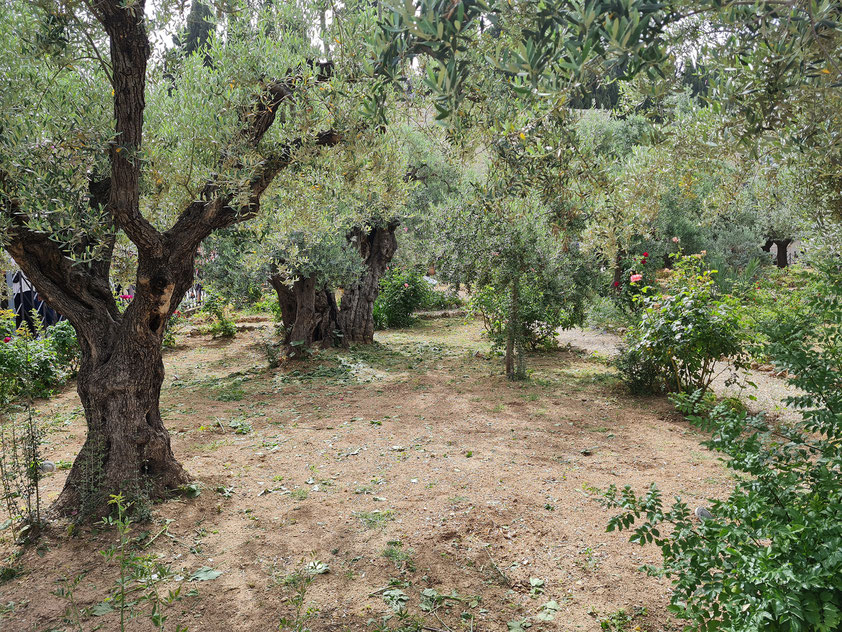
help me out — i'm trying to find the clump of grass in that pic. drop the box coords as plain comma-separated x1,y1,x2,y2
290,489,309,501
353,510,395,529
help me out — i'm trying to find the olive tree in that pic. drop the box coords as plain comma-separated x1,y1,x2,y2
0,0,385,517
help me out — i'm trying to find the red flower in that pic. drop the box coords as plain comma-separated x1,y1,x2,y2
613,281,620,287
643,252,649,257
2,337,10,343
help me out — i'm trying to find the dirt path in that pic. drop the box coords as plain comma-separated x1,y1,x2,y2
2,318,738,632
557,327,802,423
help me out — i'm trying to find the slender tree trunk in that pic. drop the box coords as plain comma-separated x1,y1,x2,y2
505,276,520,379
338,221,399,344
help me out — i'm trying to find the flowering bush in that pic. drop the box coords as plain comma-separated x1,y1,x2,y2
372,267,428,329
605,265,842,632
615,253,747,394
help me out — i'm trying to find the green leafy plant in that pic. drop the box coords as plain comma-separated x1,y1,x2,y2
615,253,746,394
0,309,78,404
373,268,429,329
200,293,236,339
162,311,187,349
604,266,842,632
55,494,192,631
277,561,325,632
0,403,43,540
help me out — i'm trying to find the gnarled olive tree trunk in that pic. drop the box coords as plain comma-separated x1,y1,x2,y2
54,263,194,515
762,238,793,268
269,272,343,357
338,221,399,344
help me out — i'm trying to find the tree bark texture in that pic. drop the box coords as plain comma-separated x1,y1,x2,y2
762,238,793,268
505,276,520,379
338,222,399,344
269,273,343,356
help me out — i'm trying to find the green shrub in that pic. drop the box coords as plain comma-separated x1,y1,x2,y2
604,265,842,632
373,268,428,329
162,310,187,349
420,286,462,310
615,253,746,394
201,293,237,338
0,309,78,404
470,272,587,353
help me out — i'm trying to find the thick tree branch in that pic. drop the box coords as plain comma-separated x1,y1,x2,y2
95,0,164,256
164,61,339,254
165,129,343,255
1,176,118,332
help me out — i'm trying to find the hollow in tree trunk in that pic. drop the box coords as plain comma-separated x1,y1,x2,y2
45,258,196,518
338,221,399,344
56,335,188,517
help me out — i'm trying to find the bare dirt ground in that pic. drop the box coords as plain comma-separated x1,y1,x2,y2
1,317,737,632
557,327,802,423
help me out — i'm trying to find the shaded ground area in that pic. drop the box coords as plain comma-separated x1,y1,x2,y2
2,318,736,631
557,327,802,423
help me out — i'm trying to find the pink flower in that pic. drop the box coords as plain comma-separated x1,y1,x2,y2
403,283,409,288
119,294,134,300
403,227,408,232
672,237,680,243
630,274,643,283
3,337,10,343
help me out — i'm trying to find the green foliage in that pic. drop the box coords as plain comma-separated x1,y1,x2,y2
277,561,321,632
732,265,819,358
605,266,842,632
0,403,43,538
615,254,746,394
200,294,236,339
0,309,78,404
471,270,584,353
162,311,187,350
420,286,462,311
373,268,429,329
55,494,192,631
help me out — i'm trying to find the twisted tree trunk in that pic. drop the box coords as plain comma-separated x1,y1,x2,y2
269,273,343,357
338,221,399,344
